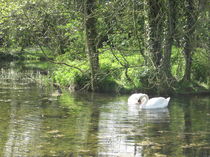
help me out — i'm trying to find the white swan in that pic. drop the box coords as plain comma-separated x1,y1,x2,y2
128,93,170,109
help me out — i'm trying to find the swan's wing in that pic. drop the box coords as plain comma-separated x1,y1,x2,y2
145,97,169,108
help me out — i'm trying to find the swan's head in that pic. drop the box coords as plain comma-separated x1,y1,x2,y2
138,94,149,105
128,93,148,105
137,98,142,104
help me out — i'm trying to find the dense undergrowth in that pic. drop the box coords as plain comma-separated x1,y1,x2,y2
51,47,210,95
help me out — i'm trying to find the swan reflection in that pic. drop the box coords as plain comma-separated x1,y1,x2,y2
98,97,170,156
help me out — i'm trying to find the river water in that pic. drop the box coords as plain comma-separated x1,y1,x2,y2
0,62,210,157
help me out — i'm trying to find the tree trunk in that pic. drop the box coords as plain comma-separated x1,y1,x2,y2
161,0,176,78
147,0,164,67
183,0,196,81
84,0,99,91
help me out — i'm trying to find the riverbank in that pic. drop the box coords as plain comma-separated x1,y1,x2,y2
1,50,209,96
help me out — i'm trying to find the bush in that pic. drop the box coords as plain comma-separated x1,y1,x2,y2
171,46,185,80
52,60,89,89
192,48,210,83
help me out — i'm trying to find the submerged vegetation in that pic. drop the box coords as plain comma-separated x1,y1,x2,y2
0,0,209,94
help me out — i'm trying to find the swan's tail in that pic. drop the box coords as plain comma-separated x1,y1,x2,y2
166,97,171,102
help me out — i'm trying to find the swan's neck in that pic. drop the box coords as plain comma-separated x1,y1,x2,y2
140,94,149,108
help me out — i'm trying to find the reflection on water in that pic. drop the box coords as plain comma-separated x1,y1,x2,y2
98,100,170,157
1,63,210,157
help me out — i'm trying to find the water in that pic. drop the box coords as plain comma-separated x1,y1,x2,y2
1,63,210,157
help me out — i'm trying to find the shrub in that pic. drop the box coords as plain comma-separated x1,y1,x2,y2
192,48,210,83
52,60,89,89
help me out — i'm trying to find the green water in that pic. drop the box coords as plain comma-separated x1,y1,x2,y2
1,64,210,157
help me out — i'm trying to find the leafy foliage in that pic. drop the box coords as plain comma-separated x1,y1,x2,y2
192,48,210,83
0,0,209,93
171,46,185,80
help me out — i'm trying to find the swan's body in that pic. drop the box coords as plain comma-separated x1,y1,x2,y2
128,93,170,109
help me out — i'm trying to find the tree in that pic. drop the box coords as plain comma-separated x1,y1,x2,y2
84,0,100,91
160,0,176,78
183,0,197,81
147,0,164,67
